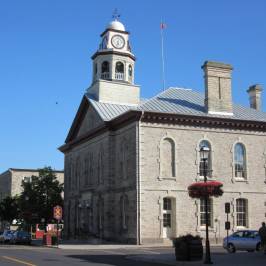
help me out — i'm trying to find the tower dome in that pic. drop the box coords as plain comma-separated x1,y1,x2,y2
107,20,125,31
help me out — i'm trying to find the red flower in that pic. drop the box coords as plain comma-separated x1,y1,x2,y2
188,181,224,198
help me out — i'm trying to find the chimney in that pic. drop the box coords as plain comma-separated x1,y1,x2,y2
202,61,233,115
247,84,262,111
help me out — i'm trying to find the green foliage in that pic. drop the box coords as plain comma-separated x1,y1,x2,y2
0,196,19,224
19,166,64,225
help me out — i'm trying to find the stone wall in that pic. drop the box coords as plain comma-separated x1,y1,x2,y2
139,122,266,243
0,171,11,200
64,122,138,243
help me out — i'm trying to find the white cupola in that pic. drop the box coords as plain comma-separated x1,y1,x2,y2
87,18,140,105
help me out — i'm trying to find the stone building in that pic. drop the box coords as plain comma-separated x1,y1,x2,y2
0,168,64,201
59,19,266,244
0,168,64,229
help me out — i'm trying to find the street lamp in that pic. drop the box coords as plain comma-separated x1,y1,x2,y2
200,146,213,264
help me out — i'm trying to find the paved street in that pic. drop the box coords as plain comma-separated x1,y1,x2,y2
0,245,172,266
0,245,265,266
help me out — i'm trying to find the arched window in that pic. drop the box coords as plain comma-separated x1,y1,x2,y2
236,198,248,227
234,143,246,178
119,138,128,179
128,65,133,82
98,196,104,232
98,146,104,185
120,194,129,230
94,63,97,75
199,140,212,177
115,61,124,80
160,138,175,178
128,65,132,76
101,61,109,79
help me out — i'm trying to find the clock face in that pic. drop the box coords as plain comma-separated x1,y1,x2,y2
111,35,125,49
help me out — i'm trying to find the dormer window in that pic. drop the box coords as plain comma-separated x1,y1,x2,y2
101,61,109,79
115,62,124,80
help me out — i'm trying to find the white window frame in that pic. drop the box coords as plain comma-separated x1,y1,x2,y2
199,198,213,229
236,198,248,228
233,143,247,181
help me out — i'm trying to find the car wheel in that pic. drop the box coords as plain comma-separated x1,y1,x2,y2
227,243,236,253
256,243,261,251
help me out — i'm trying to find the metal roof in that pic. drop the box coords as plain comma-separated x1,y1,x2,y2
86,88,266,122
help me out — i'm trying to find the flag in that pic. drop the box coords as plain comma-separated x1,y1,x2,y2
160,22,167,29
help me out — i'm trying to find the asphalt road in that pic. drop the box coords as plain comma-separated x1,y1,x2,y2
0,245,265,266
0,245,174,266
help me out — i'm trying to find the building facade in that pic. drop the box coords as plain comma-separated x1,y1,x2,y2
0,168,64,201
60,19,266,244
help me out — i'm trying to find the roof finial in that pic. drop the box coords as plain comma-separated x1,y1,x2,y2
112,8,121,21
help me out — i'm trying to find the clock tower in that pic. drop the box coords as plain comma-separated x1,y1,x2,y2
87,19,140,105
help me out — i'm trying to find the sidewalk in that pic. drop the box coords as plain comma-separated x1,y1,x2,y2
128,252,266,266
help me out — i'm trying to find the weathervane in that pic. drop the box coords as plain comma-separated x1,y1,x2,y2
112,8,121,20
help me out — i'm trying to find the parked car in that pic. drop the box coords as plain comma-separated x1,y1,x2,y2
223,230,261,253
10,231,31,245
0,230,14,243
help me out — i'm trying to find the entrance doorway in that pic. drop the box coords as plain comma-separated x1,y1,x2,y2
162,198,174,238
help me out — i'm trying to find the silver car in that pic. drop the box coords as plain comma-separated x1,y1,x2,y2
223,230,261,253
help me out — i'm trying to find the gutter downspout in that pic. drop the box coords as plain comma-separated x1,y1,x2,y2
136,111,144,244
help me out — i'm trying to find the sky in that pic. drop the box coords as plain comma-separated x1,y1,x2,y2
0,0,265,173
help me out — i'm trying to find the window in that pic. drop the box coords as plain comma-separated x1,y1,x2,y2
120,195,129,230
120,138,128,179
160,138,175,178
98,196,104,231
128,65,133,81
163,198,172,211
199,140,212,177
236,198,248,227
84,158,88,187
98,146,104,185
23,176,31,183
101,61,109,79
200,198,213,227
163,198,172,228
234,143,246,178
115,61,124,80
163,214,171,227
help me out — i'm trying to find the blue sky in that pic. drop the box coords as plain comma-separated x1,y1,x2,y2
0,0,265,173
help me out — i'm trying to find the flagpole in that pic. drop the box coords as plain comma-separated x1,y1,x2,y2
160,21,166,91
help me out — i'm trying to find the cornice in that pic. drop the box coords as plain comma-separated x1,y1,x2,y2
91,50,136,61
141,111,266,132
100,29,130,37
59,110,266,153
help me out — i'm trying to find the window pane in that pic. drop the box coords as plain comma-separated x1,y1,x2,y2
163,198,172,210
200,198,212,226
199,140,211,177
236,199,247,227
234,143,246,178
163,214,171,227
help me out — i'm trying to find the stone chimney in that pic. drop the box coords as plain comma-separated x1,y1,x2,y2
247,84,262,111
202,61,233,115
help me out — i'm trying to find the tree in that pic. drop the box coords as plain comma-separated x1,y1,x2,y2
19,167,64,227
0,196,19,225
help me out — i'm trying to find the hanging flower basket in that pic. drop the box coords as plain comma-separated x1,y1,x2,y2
188,181,224,198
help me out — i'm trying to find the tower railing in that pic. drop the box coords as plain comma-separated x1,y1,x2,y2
101,72,110,79
115,72,124,80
